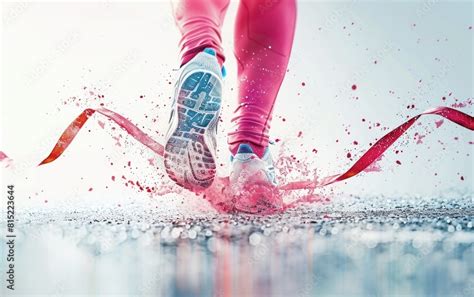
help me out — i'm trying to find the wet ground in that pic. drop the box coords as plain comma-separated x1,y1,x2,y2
1,194,473,297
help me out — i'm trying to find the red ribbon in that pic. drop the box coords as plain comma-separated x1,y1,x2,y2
281,106,473,190
37,106,473,191
39,108,164,165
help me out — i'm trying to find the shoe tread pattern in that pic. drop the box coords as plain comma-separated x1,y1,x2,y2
164,71,221,190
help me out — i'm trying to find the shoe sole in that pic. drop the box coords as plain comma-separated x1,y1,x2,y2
164,70,222,191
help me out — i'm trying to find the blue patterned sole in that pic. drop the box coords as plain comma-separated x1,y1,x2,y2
164,71,222,190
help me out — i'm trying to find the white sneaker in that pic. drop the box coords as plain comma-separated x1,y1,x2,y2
164,48,223,191
230,143,282,213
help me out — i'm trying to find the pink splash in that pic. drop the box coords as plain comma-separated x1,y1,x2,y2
435,119,444,128
363,156,383,173
147,158,155,166
414,133,426,144
0,151,9,162
0,151,13,168
2,105,473,214
451,98,473,109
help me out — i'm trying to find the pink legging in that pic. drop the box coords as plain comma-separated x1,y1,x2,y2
173,0,297,157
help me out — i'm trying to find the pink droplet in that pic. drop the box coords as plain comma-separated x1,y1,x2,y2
0,151,9,162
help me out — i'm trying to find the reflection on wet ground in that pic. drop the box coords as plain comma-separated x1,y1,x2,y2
3,195,474,297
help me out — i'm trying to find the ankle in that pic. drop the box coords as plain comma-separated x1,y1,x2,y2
180,46,225,68
230,142,266,159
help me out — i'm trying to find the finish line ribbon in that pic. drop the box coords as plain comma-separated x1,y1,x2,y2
37,106,473,191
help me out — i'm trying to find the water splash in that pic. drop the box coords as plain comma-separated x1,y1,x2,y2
2,106,473,213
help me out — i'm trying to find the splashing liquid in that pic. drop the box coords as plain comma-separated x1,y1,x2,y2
3,106,474,213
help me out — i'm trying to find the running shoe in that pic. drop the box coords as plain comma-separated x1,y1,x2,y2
164,48,223,191
230,143,282,213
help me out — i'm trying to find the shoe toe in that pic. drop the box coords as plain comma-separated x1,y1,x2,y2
233,181,282,214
